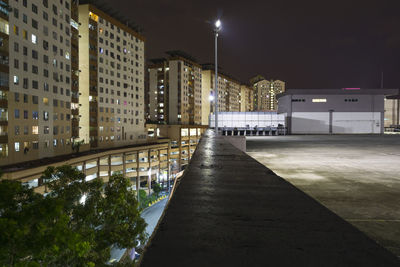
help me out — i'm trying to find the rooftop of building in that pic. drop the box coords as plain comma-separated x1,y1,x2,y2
250,75,286,86
148,50,201,68
278,88,400,97
139,130,400,266
80,0,145,41
201,63,243,84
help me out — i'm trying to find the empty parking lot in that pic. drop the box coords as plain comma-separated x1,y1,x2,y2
246,135,400,257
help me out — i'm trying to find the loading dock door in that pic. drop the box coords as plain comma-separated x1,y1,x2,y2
332,112,381,134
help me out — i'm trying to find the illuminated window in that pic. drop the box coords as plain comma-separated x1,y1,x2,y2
31,34,37,44
312,98,327,103
22,29,27,39
70,19,79,30
0,18,9,35
14,142,20,152
43,97,49,105
89,12,98,22
32,126,38,134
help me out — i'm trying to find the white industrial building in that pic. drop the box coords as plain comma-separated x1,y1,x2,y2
277,89,400,134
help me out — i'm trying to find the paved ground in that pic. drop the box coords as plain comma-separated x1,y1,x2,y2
247,134,400,257
140,131,400,266
141,198,168,236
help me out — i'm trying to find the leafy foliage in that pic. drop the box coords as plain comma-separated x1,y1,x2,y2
152,182,162,198
0,165,147,266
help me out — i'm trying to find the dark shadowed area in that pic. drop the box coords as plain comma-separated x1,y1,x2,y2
104,0,399,88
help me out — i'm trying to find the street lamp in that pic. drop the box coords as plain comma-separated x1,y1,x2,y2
214,19,221,133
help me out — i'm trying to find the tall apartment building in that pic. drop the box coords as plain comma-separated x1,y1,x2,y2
148,51,202,125
0,0,75,166
239,84,254,111
0,0,148,166
78,3,146,149
252,76,285,111
201,65,241,125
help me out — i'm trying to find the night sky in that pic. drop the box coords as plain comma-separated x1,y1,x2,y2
109,0,400,89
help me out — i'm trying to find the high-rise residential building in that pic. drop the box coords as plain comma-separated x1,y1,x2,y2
0,0,148,166
78,3,146,149
148,51,202,125
251,75,285,111
240,85,254,111
201,64,241,125
1,0,75,166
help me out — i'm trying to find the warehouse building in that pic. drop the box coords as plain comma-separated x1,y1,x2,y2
277,88,400,134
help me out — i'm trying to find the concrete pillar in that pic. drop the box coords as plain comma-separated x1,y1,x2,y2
82,161,86,176
97,157,100,180
167,145,170,193
148,149,151,196
108,154,111,178
122,152,126,178
136,151,140,203
158,150,161,184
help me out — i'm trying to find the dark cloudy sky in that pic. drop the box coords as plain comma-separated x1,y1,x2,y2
109,0,400,89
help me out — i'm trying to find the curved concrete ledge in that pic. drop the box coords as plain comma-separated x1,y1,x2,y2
140,130,400,267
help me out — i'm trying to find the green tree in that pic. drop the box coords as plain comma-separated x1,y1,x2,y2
0,180,40,266
99,174,147,250
152,182,162,198
0,165,147,266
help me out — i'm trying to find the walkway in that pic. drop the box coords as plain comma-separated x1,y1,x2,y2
109,198,168,263
140,130,400,266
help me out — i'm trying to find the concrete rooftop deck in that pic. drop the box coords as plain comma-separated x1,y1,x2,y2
140,130,400,267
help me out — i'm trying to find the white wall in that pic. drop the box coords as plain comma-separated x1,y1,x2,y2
290,112,381,134
291,112,330,134
333,112,381,134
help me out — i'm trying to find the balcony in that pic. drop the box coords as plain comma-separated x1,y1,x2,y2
71,96,79,103
0,134,7,143
0,98,6,108
71,119,79,127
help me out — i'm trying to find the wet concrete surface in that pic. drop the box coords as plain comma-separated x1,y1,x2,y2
247,134,400,258
140,131,400,266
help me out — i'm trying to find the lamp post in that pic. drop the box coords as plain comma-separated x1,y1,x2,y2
214,20,221,133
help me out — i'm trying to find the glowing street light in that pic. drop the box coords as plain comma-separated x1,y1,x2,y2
214,19,221,133
215,19,221,29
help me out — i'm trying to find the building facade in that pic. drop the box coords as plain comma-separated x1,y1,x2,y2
0,1,150,166
1,124,207,195
277,88,399,134
0,0,76,166
78,4,146,149
252,78,285,111
384,95,400,128
240,84,254,112
147,124,207,172
201,67,241,125
148,51,202,125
